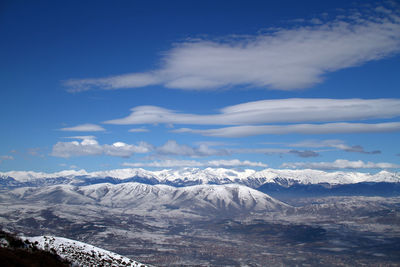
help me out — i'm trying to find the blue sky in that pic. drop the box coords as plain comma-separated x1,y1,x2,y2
1,0,400,172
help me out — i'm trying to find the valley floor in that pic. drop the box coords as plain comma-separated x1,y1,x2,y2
1,194,400,266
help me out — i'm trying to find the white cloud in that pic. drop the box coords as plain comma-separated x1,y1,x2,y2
59,124,105,132
51,137,152,158
51,138,103,158
53,138,292,159
122,159,267,168
281,159,400,170
66,5,400,92
174,122,400,137
103,141,153,157
104,99,400,125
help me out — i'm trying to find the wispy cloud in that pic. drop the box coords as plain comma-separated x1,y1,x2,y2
0,155,15,164
122,159,267,168
154,141,310,158
65,4,400,92
104,99,400,125
51,137,152,158
63,135,97,140
156,140,229,157
100,98,400,137
174,122,400,137
281,159,400,170
0,155,14,161
290,139,381,154
128,128,149,133
27,148,45,158
59,124,105,132
341,145,381,154
230,148,291,154
229,147,320,157
289,150,320,158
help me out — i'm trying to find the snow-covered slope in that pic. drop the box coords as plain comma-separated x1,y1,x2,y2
1,167,399,188
6,183,290,215
25,235,148,267
82,182,289,212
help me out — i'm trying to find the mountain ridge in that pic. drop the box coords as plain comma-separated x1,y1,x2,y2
1,168,399,189
6,183,290,216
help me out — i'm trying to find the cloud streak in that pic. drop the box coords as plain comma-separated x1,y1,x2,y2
174,122,400,137
0,155,14,164
104,98,400,125
59,124,105,132
122,159,267,168
281,159,400,170
290,139,381,154
289,150,320,158
156,140,229,157
66,4,400,92
50,138,321,159
128,128,149,133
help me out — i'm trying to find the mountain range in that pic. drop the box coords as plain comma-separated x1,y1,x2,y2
2,168,399,198
5,183,290,218
3,168,399,184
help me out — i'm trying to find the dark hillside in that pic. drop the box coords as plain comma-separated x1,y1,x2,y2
0,230,69,267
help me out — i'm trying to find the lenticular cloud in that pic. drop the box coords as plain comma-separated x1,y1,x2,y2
66,4,400,92
105,99,400,125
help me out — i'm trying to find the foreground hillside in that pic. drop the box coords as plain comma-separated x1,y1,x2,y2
26,235,147,267
0,230,69,266
0,230,147,266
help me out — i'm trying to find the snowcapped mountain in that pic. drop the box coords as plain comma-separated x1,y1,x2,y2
1,167,399,189
7,183,290,216
25,235,148,267
85,183,289,213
